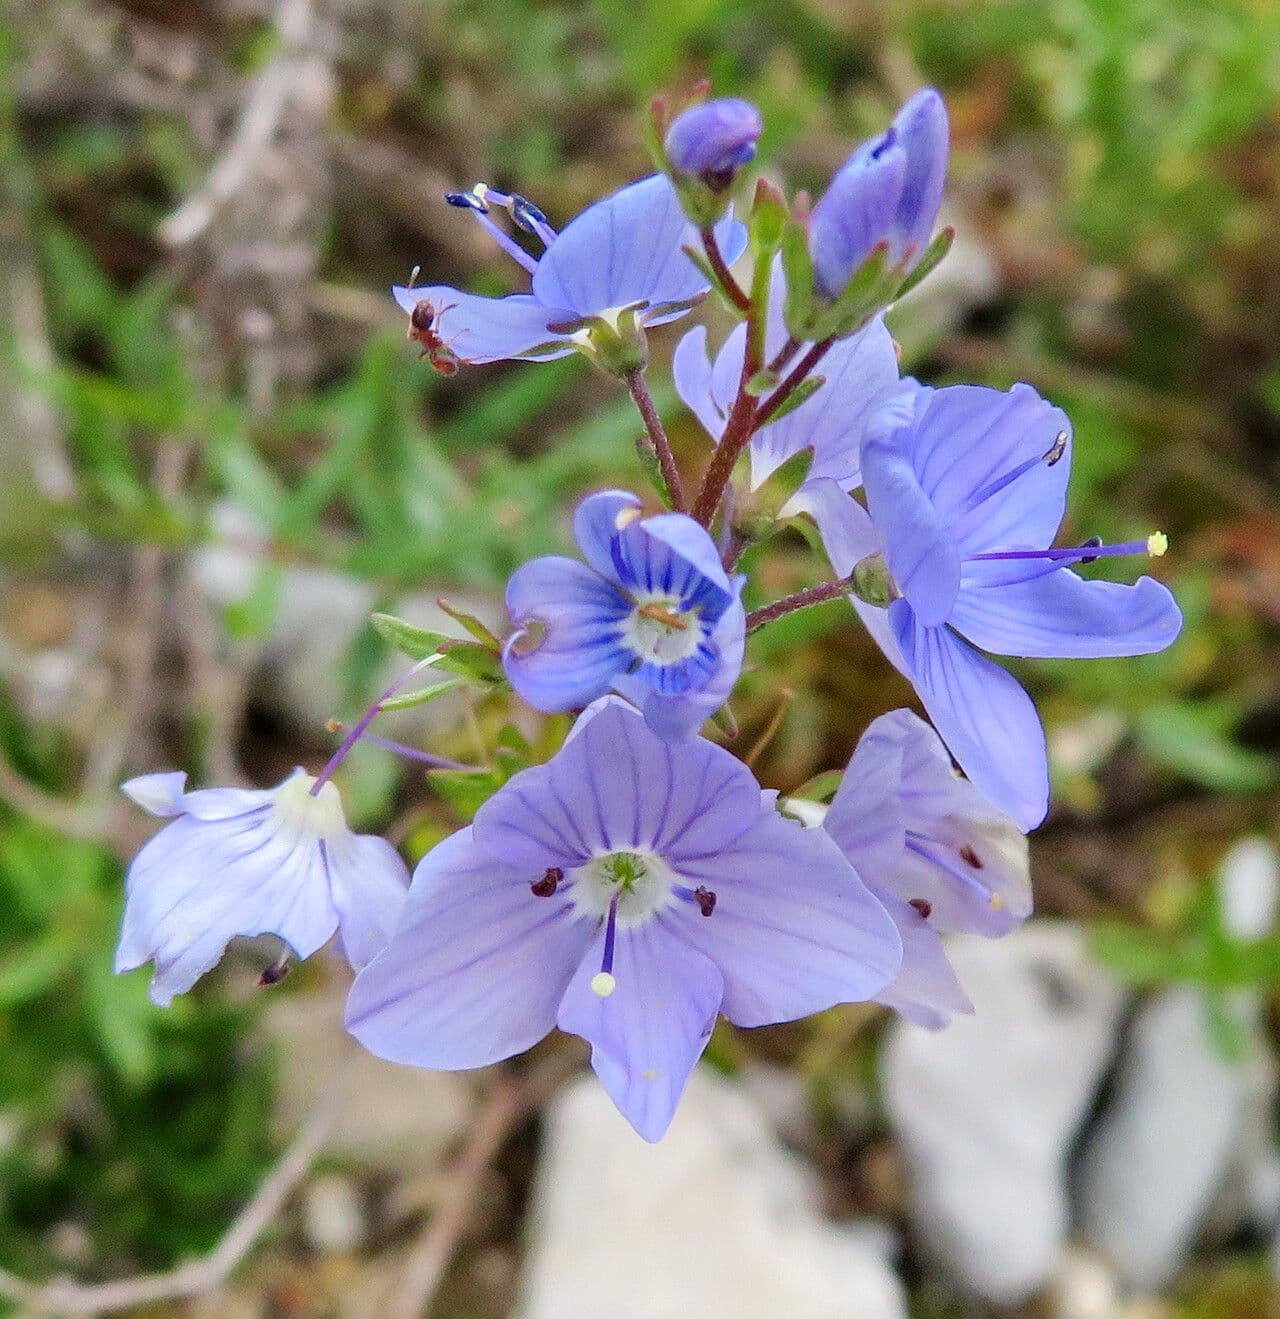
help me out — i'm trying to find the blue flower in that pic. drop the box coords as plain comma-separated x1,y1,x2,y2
345,697,901,1141
393,176,746,366
673,258,901,492
809,89,949,300
795,382,1183,829
503,490,747,740
664,98,762,191
117,770,410,1006
820,709,1032,1028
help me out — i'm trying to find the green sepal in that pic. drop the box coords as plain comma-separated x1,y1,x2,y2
436,599,502,649
370,611,504,684
787,769,844,803
891,226,954,303
781,217,818,341
804,244,895,341
370,612,449,661
746,369,778,396
379,676,467,712
765,373,824,424
850,552,895,608
436,638,506,684
748,177,788,256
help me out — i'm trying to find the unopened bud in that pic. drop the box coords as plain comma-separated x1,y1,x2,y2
665,98,762,193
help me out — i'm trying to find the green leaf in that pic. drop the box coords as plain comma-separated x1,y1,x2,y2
436,599,502,649
370,612,451,661
1137,701,1277,793
892,226,955,303
378,676,466,712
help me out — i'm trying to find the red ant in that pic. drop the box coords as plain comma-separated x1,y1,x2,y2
407,297,462,376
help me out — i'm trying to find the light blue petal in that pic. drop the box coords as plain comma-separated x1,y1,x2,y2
572,489,643,585
636,584,745,740
891,89,949,260
326,833,411,970
861,394,960,626
899,383,1073,557
872,891,972,1029
810,141,907,299
117,808,338,1006
557,923,723,1142
121,771,188,817
672,326,727,442
824,711,910,879
890,600,1049,830
391,285,574,363
503,555,632,712
472,699,760,869
345,828,592,1069
949,570,1183,659
784,478,908,676
532,175,742,318
670,804,902,1027
751,314,901,491
638,512,733,600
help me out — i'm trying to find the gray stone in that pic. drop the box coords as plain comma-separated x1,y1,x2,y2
884,923,1125,1305
518,1069,907,1319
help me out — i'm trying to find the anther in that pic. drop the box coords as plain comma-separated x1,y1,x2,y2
258,951,292,986
531,867,562,897
1147,531,1168,557
908,898,932,919
1076,535,1103,565
1044,430,1069,466
959,844,984,869
445,189,488,213
694,886,717,917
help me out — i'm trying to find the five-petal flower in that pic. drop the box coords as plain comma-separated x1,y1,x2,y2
346,697,902,1141
117,770,410,1006
797,381,1182,829
393,175,746,366
821,708,1032,1028
503,490,746,739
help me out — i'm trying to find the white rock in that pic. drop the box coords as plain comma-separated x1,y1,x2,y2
1077,988,1272,1291
518,1069,907,1319
264,984,472,1172
303,1172,366,1253
1049,1249,1124,1319
884,923,1125,1305
1218,837,1279,941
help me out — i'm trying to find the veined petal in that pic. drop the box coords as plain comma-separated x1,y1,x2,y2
890,600,1048,830
824,711,909,879
638,512,733,600
391,285,573,363
898,383,1072,555
750,315,900,491
861,396,960,626
608,514,733,620
633,583,745,740
345,828,592,1069
532,175,744,319
473,699,760,867
572,489,644,585
810,141,907,299
784,478,907,676
872,891,972,1030
325,833,411,970
557,923,723,1142
671,804,902,1027
117,809,338,1006
949,570,1183,659
503,555,631,713
891,89,949,260
672,326,726,442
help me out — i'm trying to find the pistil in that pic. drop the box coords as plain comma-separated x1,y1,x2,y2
966,533,1167,570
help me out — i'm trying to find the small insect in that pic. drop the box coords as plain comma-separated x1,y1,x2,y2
407,296,462,375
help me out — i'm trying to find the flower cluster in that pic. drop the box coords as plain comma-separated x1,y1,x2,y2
116,86,1181,1140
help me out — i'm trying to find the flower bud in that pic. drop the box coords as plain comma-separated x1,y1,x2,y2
809,89,948,301
664,98,763,193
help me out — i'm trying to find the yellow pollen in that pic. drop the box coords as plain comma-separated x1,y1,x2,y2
1147,531,1169,557
614,507,643,531
591,972,617,998
989,892,1004,911
636,603,688,630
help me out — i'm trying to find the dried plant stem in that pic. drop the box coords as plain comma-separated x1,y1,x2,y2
0,1068,349,1315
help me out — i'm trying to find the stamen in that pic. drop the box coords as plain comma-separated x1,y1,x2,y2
325,723,481,773
907,832,1001,908
908,898,932,919
444,186,538,275
965,536,1164,569
590,892,621,996
511,195,557,246
964,431,1069,514
531,867,562,897
959,844,983,869
258,951,292,985
636,602,689,630
673,884,718,916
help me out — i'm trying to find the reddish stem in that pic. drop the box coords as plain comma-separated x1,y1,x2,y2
699,226,751,312
625,368,686,511
756,338,834,429
744,574,854,633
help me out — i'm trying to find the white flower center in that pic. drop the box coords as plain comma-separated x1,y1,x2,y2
271,775,348,841
621,593,703,666
568,849,676,929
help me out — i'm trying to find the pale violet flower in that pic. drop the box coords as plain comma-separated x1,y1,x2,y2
117,770,410,1006
820,708,1032,1028
346,697,901,1142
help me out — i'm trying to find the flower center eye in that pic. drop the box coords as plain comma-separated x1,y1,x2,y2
568,849,675,930
623,595,703,665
